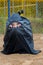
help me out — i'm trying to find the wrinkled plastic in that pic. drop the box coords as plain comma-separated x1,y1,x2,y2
2,13,41,54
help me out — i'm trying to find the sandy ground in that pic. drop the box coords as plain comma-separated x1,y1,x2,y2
0,34,43,65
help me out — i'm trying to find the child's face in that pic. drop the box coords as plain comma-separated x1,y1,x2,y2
9,22,21,28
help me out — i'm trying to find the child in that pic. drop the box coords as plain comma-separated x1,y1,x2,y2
2,11,41,54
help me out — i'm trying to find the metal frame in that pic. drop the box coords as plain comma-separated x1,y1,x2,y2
8,0,10,19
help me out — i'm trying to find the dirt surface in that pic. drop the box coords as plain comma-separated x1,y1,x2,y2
0,34,43,65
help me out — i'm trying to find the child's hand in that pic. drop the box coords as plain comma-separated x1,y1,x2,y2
17,24,21,27
9,24,12,28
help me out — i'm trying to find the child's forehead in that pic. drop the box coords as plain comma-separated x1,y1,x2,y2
12,22,20,24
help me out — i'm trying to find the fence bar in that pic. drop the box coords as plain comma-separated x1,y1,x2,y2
36,0,38,17
4,0,5,16
8,0,10,19
12,0,14,13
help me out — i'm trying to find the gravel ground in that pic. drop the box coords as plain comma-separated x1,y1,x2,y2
0,34,43,65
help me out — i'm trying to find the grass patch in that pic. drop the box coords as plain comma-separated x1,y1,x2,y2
0,17,6,34
30,18,43,33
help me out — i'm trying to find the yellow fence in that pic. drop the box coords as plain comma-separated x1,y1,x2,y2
0,0,43,18
0,0,43,2
0,0,43,34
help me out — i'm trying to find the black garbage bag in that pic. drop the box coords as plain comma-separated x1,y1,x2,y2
2,11,41,54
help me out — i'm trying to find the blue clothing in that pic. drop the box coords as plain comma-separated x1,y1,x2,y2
2,13,41,54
